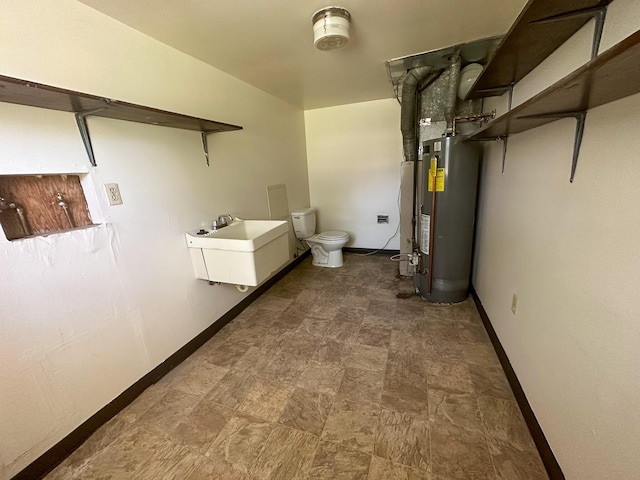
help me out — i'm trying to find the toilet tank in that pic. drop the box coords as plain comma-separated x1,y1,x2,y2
291,207,317,239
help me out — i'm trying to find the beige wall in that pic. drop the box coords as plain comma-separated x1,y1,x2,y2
473,1,640,478
3,0,638,478
304,99,403,249
0,1,308,478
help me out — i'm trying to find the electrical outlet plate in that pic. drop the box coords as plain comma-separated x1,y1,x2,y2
104,183,123,206
511,293,518,315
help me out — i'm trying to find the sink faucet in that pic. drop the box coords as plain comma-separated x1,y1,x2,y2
212,213,234,230
218,213,233,226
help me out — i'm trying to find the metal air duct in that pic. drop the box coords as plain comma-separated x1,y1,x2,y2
400,66,435,163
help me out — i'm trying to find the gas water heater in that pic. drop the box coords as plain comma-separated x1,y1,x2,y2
415,136,481,303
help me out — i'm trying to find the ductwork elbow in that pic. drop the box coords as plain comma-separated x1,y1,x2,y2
400,66,434,163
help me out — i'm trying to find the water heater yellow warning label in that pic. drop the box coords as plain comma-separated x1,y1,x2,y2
428,167,445,192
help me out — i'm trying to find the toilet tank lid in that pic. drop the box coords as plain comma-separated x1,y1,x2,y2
291,207,316,216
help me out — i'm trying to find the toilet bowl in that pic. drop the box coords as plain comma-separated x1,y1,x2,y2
305,230,349,267
290,208,349,268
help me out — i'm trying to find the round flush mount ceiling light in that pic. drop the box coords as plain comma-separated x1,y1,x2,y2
312,6,351,51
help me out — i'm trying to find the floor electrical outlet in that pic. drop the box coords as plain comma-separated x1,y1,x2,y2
104,183,123,206
511,293,518,315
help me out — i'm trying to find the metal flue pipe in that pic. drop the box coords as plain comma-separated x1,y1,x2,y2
444,55,461,135
400,66,441,251
400,66,435,163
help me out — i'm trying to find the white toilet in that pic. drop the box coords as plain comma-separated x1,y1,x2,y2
291,207,349,268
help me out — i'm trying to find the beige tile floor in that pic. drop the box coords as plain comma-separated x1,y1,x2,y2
46,253,548,480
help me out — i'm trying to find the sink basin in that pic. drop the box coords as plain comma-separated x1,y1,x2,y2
185,220,289,286
186,220,288,251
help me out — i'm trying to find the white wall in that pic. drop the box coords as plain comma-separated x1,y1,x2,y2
0,1,308,478
473,1,640,478
304,99,403,249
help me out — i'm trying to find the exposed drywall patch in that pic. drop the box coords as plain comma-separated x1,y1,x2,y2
0,175,93,240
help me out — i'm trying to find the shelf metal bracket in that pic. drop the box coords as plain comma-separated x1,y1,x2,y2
517,111,587,182
569,112,587,183
466,85,514,171
500,83,515,174
590,7,607,59
75,108,106,167
500,136,509,174
531,5,608,60
201,131,218,167
507,83,515,111
464,135,510,174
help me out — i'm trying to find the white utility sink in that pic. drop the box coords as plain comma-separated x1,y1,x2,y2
185,220,289,287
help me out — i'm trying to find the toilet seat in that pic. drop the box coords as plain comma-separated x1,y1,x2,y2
318,230,348,241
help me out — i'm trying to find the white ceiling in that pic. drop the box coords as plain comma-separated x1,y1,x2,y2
77,0,527,110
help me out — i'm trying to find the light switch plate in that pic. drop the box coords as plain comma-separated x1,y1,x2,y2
104,183,123,206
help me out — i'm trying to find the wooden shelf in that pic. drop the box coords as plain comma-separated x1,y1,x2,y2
468,30,640,141
0,75,242,165
467,0,611,98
